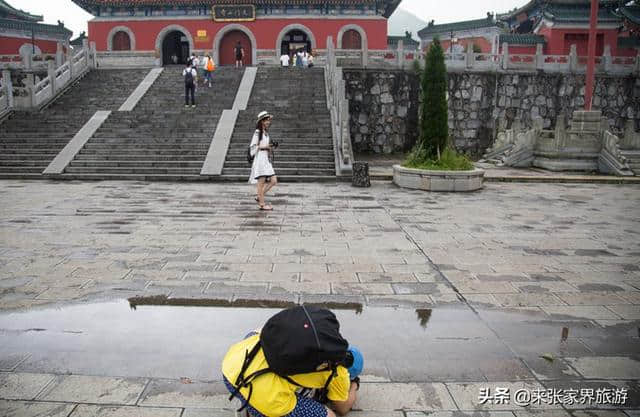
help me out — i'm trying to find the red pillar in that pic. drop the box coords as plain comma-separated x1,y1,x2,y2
584,0,599,110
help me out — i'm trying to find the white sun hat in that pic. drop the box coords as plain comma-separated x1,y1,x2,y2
256,111,273,123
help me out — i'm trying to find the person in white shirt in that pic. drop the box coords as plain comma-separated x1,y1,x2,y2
308,53,314,68
280,53,290,67
182,62,197,108
249,111,277,210
302,51,309,67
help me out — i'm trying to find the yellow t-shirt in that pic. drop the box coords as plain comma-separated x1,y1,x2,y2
222,334,350,417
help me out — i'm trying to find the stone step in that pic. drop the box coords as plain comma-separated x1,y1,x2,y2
225,154,334,161
0,154,53,160
0,160,49,167
82,144,211,150
224,161,334,169
0,166,44,173
69,160,204,168
65,167,202,175
221,167,335,176
73,154,204,161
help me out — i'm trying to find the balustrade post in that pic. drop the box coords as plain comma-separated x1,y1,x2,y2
636,54,640,76
362,40,368,67
90,41,97,68
47,60,56,96
535,43,544,70
569,44,578,73
2,70,13,108
466,43,474,69
56,42,64,67
22,52,32,71
82,39,90,69
602,45,612,73
397,39,404,69
501,43,509,70
67,47,74,79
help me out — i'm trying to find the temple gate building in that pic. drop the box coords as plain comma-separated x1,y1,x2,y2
0,0,72,56
71,0,401,67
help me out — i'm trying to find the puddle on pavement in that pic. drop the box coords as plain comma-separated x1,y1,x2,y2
0,301,637,383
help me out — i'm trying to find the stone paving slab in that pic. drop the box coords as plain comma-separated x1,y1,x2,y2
0,372,55,400
357,382,457,411
138,379,229,408
39,375,147,405
70,404,181,417
0,399,76,417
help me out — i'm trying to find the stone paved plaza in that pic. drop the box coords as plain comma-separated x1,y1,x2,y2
0,179,639,416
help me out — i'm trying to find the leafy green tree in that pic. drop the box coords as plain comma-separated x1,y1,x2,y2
418,37,448,160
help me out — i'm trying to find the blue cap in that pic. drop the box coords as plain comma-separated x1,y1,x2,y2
347,346,363,379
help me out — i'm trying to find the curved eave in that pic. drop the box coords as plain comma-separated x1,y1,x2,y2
0,0,43,22
0,18,73,37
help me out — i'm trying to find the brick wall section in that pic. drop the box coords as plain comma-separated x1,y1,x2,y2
345,69,640,158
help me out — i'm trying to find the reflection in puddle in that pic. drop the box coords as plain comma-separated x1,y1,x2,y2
416,309,432,329
561,326,569,342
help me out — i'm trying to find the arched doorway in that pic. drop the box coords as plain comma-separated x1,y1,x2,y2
342,30,362,50
162,30,190,65
219,30,252,66
113,31,131,51
280,29,312,56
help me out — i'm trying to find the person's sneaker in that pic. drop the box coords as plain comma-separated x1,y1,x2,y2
184,105,188,108
191,105,196,108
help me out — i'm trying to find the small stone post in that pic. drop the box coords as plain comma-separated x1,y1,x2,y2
83,39,90,68
501,42,509,70
397,39,404,69
535,43,544,70
603,45,612,73
362,40,368,67
2,70,13,108
90,41,97,69
569,44,578,73
47,60,56,96
466,43,474,69
67,45,74,79
56,42,64,67
22,52,32,71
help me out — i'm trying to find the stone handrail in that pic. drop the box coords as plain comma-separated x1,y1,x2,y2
325,36,353,176
2,41,96,112
336,42,639,75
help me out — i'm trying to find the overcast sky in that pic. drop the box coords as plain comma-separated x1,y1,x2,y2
18,0,525,38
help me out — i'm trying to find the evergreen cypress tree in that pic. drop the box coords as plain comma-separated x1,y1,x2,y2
419,37,448,160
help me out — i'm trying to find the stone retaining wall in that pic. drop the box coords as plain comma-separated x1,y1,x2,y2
345,69,640,158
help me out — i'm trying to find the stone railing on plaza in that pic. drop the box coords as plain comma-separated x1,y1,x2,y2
325,36,354,177
336,41,640,76
0,40,97,115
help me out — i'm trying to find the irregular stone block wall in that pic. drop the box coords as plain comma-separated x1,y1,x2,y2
345,69,639,158
343,69,419,153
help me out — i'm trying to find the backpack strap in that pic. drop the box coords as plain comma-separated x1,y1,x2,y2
228,341,262,412
314,364,338,404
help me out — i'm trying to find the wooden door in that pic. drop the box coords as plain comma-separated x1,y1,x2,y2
113,31,131,51
342,30,362,50
220,31,252,66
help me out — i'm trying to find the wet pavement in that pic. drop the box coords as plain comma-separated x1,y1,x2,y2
0,179,639,416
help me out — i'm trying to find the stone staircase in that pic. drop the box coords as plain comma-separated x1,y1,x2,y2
620,149,640,174
221,67,336,181
0,69,149,178
62,67,244,180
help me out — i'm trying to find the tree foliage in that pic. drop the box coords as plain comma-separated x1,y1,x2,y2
417,37,448,160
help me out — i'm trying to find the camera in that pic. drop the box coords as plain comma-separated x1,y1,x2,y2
271,140,279,149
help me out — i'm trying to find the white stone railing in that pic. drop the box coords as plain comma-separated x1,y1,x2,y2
2,40,96,112
334,42,640,75
325,36,353,176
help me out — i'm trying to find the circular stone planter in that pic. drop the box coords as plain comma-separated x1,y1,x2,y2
393,165,485,192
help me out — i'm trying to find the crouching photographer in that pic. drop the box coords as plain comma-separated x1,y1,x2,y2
222,305,363,417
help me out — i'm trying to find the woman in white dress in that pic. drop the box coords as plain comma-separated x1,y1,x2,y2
249,111,277,210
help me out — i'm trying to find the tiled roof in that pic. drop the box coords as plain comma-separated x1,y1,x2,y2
542,2,621,23
0,17,72,36
499,33,546,45
387,35,419,45
418,16,498,37
617,5,640,26
72,0,400,17
618,36,640,49
0,0,42,22
498,0,620,22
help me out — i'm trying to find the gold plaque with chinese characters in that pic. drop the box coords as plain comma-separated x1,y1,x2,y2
212,5,256,22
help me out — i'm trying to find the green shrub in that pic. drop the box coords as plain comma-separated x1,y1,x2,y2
404,147,473,171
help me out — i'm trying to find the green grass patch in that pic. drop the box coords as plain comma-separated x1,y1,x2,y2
403,147,474,171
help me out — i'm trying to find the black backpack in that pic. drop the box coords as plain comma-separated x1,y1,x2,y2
184,69,194,86
228,305,349,411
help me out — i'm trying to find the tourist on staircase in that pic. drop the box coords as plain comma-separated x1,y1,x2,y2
235,41,245,68
249,111,278,211
182,62,197,108
203,54,215,88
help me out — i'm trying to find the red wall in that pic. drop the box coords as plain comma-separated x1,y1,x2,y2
546,27,635,56
438,37,493,54
89,18,388,52
0,36,60,54
503,44,538,54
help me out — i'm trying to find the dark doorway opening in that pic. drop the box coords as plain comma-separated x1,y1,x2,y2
280,30,312,56
162,31,190,65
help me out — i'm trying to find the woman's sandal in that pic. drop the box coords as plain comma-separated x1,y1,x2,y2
258,204,273,211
